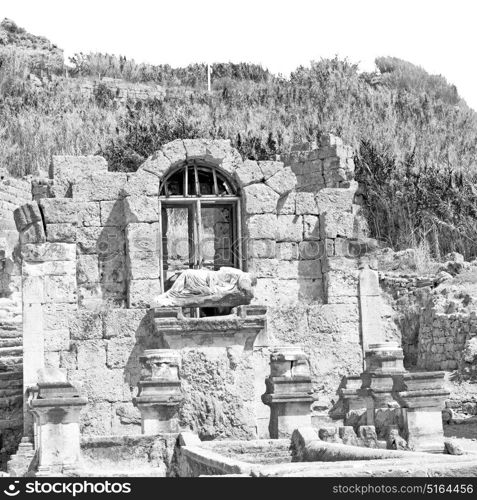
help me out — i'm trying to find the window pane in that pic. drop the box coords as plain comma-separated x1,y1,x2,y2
200,205,234,269
162,206,192,289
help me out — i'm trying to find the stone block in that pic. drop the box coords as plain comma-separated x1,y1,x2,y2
161,139,186,167
234,160,264,186
247,239,276,259
78,202,101,227
43,303,77,331
276,260,300,279
39,198,80,224
126,223,159,254
44,274,77,303
77,255,99,284
69,311,103,340
50,155,108,198
298,260,322,278
80,402,113,436
295,192,320,215
315,186,356,213
44,329,70,352
139,151,171,178
13,202,42,232
102,308,151,339
128,280,162,308
46,223,77,243
123,170,160,197
99,254,127,283
243,183,279,214
42,260,76,276
324,270,359,302
68,368,127,403
73,172,127,201
19,222,46,244
265,167,296,196
276,215,303,242
276,242,299,260
246,214,277,240
60,348,78,371
44,351,60,370
100,200,124,226
303,215,320,240
76,340,107,369
253,278,301,306
21,243,76,262
123,196,159,224
277,192,296,215
298,278,324,303
249,259,279,278
299,241,324,260
127,252,160,280
320,210,356,239
258,161,282,180
106,337,137,369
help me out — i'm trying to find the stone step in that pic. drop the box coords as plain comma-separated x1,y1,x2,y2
0,357,23,370
0,325,23,337
0,418,23,430
0,395,23,408
0,370,22,381
0,338,22,349
0,347,23,357
0,386,23,397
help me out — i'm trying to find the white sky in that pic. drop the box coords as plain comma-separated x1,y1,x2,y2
2,0,477,110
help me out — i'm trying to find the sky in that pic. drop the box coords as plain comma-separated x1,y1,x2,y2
2,0,477,110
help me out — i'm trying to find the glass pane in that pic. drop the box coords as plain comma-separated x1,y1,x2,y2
197,167,214,195
200,205,234,269
162,206,192,289
161,170,184,195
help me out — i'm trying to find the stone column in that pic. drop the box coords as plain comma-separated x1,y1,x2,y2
262,347,315,438
28,377,87,475
394,371,449,453
133,349,183,434
359,267,385,352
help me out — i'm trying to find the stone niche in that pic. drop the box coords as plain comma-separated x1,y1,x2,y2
15,135,371,441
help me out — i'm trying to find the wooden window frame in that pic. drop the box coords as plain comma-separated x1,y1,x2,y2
158,162,242,294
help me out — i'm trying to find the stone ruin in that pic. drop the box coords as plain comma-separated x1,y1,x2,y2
0,136,476,476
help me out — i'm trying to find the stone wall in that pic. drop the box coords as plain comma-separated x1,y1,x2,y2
417,300,477,375
0,170,31,468
379,273,437,368
74,77,165,103
15,136,374,440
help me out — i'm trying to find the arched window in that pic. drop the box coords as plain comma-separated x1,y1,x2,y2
158,161,242,295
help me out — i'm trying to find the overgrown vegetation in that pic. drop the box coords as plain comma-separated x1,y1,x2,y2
1,18,477,257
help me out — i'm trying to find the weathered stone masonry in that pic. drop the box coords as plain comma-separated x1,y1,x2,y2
11,136,375,447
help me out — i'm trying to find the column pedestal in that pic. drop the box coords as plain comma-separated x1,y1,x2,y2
262,347,315,439
28,380,87,475
394,371,449,453
133,349,183,434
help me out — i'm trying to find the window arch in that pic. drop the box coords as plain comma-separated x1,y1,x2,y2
159,161,238,197
158,161,243,297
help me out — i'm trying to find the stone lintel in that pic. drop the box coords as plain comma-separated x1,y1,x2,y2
152,311,266,349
